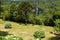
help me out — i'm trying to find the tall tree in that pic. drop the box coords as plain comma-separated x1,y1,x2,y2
17,2,33,23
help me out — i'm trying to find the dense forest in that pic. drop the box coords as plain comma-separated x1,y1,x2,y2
0,0,60,40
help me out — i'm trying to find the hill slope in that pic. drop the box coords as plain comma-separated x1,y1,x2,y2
0,19,55,40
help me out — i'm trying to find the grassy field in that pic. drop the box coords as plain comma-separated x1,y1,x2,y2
0,19,56,40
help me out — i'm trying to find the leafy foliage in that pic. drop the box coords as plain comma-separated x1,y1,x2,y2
7,36,23,40
1,0,60,27
54,19,60,32
17,2,33,23
0,35,23,40
34,30,45,39
0,31,9,36
0,36,6,40
5,23,12,29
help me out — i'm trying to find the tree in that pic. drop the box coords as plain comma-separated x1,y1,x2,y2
17,2,33,23
0,0,4,19
4,2,17,21
0,0,2,12
0,0,5,12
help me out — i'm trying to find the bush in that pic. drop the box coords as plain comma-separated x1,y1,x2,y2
0,31,9,36
35,14,45,25
33,30,45,39
34,16,42,25
44,18,55,26
0,36,6,40
5,23,12,29
3,12,13,21
7,36,23,40
54,19,60,32
28,13,36,24
42,13,55,26
28,14,45,25
53,12,60,20
0,36,23,40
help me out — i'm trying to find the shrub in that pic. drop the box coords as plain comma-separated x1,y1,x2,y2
0,36,6,40
35,18,42,25
5,23,12,29
0,36,23,40
43,13,55,26
3,12,13,21
44,18,55,26
53,12,60,20
33,30,45,40
54,19,60,32
28,14,45,25
0,31,9,36
28,13,36,24
35,14,45,25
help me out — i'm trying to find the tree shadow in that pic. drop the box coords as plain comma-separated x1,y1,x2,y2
49,34,60,40
0,31,9,36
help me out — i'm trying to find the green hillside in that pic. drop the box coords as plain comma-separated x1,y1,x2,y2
0,0,60,40
0,19,55,40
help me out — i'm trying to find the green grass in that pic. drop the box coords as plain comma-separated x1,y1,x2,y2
0,19,55,40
